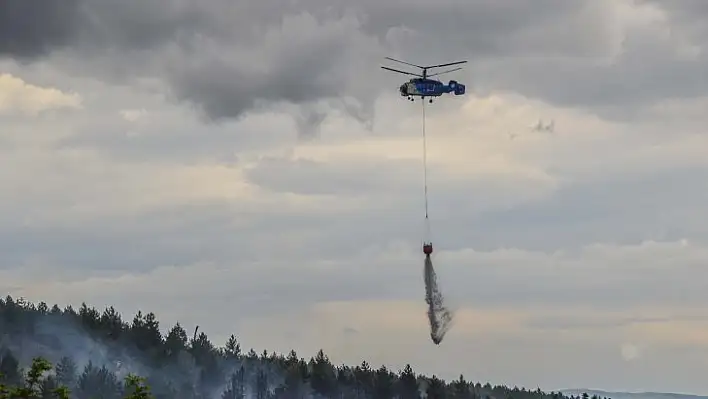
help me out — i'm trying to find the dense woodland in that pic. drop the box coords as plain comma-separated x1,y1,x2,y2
0,296,606,399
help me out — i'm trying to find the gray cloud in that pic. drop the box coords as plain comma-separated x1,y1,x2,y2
243,156,421,196
56,109,290,163
3,150,708,310
363,0,607,57
523,315,708,331
0,0,82,58
466,165,708,251
9,0,708,127
639,0,708,33
1,0,383,128
0,0,209,58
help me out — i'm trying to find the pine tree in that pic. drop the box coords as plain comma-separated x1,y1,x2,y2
221,366,245,399
164,323,188,358
450,374,473,398
255,369,269,399
427,375,447,399
372,365,394,399
0,350,20,386
224,335,241,359
310,349,335,397
397,364,419,399
75,361,122,399
100,307,125,341
54,356,77,389
0,295,583,399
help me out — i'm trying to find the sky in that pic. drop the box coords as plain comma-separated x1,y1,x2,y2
2,0,708,394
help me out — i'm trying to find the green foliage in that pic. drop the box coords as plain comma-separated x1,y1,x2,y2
0,357,154,399
123,375,153,399
0,357,68,398
0,296,610,399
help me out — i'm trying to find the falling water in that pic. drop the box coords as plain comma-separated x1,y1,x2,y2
423,254,453,344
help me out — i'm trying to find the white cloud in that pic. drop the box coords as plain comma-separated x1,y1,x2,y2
120,108,147,122
0,73,81,115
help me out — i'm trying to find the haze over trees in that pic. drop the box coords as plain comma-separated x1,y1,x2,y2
0,296,607,399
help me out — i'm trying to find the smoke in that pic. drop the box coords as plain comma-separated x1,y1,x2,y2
424,254,454,345
0,306,281,398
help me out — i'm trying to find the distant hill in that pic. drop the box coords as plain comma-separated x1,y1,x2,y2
561,389,708,399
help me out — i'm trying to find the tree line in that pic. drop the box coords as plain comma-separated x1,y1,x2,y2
0,296,607,399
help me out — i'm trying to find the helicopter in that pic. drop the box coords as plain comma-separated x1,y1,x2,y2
380,57,467,103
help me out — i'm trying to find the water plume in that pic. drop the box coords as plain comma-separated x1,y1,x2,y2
423,254,453,344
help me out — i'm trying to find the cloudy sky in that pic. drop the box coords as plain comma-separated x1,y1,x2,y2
3,0,708,394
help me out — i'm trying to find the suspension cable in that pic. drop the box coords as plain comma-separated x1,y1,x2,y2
422,99,430,236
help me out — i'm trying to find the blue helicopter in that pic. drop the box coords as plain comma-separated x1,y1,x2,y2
381,57,467,103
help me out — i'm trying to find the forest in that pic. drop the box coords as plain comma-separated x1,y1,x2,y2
0,295,606,399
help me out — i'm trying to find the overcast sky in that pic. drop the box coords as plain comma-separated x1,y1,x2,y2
3,0,708,394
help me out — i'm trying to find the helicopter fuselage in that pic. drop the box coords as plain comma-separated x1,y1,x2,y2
380,56,468,102
399,78,465,98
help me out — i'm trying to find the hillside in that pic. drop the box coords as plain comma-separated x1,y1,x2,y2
0,295,594,398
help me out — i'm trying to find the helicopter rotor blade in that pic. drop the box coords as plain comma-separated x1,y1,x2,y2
381,66,423,77
423,60,468,70
384,57,426,69
427,67,463,77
